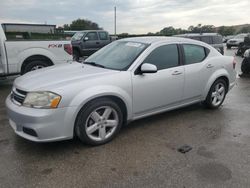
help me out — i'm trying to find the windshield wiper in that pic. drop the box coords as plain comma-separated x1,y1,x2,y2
84,62,106,68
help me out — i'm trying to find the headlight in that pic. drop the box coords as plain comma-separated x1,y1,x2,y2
23,91,61,109
244,49,250,58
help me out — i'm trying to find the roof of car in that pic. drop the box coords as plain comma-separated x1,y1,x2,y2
119,36,204,45
176,33,222,37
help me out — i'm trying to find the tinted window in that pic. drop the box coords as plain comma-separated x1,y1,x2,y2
183,44,206,65
143,44,179,70
212,36,223,44
86,32,98,40
98,32,108,40
190,36,201,41
201,36,212,44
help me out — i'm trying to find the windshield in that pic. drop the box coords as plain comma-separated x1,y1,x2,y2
71,32,86,41
85,41,148,70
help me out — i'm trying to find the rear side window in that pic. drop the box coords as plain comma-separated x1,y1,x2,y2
183,44,206,65
212,36,223,44
143,44,179,70
86,32,98,40
201,36,212,44
98,32,108,40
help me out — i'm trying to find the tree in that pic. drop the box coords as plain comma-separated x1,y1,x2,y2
239,26,250,33
63,18,102,30
160,26,176,36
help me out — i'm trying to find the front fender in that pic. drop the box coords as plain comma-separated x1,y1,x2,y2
18,48,56,72
202,69,230,100
69,85,133,121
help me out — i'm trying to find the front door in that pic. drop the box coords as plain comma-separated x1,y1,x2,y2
132,44,184,116
83,32,101,56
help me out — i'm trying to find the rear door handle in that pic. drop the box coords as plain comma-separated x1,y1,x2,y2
172,71,182,75
207,64,214,68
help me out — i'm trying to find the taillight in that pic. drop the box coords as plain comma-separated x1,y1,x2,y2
64,44,72,55
233,58,237,69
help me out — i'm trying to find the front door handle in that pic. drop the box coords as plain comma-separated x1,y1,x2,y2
96,42,100,44
172,71,182,75
207,64,214,68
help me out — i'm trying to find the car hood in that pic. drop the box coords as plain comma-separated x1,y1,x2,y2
14,62,119,91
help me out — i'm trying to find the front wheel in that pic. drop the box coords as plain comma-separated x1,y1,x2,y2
204,79,227,109
75,98,123,146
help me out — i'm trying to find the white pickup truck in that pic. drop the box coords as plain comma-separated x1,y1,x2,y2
0,24,73,77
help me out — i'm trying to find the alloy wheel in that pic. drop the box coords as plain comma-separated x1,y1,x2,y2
211,83,226,107
85,106,119,141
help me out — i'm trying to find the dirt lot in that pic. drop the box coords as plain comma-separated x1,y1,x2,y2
0,47,250,188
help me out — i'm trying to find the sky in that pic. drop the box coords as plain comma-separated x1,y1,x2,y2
0,0,249,34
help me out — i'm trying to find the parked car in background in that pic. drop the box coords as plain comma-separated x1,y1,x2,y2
236,35,250,57
240,49,250,74
226,33,249,49
6,37,236,145
175,33,224,55
0,23,73,77
71,30,111,61
223,35,234,43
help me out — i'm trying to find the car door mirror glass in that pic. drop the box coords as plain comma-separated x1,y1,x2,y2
140,63,157,74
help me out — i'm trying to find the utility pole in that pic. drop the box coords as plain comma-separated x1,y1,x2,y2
114,6,116,36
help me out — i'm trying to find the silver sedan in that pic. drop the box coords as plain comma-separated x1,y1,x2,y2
6,37,237,145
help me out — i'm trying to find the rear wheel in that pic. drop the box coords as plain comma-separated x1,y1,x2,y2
22,60,50,74
75,98,123,146
204,79,227,109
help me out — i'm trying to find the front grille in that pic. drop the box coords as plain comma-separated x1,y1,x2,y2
11,88,27,105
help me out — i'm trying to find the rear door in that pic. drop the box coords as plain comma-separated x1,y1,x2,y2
98,31,110,47
182,44,213,102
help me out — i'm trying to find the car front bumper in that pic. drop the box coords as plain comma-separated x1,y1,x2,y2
5,95,77,142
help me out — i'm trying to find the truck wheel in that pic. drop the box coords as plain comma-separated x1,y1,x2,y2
22,60,50,74
75,98,123,146
73,50,80,62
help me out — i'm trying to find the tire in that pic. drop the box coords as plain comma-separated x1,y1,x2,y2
241,58,250,74
22,60,49,74
204,79,227,109
226,45,231,49
75,98,123,146
73,50,80,62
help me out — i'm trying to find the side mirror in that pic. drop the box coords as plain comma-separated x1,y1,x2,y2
84,37,89,41
140,63,157,74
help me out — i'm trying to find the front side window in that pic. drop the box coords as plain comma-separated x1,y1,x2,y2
98,32,108,40
183,44,206,65
143,44,179,70
86,32,98,40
